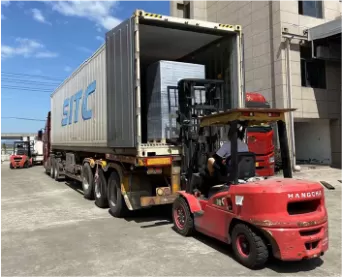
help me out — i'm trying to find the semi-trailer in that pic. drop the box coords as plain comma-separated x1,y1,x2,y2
42,10,244,217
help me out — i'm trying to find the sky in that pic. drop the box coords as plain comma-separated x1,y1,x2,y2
1,0,170,134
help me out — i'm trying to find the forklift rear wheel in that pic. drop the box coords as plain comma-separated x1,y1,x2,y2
231,223,269,269
172,196,194,236
94,168,109,208
107,171,128,218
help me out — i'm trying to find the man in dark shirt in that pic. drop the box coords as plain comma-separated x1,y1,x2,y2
207,124,248,176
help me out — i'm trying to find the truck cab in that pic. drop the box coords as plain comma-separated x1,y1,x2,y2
245,92,275,177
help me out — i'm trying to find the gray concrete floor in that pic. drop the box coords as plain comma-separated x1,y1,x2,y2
1,163,341,276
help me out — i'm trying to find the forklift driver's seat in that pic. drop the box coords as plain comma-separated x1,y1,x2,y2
227,152,256,181
207,152,256,197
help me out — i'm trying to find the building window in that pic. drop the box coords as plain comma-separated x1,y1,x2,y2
176,3,183,16
184,2,190,19
298,1,323,18
300,45,326,89
176,1,190,19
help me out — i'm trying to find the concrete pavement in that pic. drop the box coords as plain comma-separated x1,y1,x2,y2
1,163,341,276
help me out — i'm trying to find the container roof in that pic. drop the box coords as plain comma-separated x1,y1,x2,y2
139,24,224,65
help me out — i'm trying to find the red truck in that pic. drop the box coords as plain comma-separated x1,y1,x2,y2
245,92,275,177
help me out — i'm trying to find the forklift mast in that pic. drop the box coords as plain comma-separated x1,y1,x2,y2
13,137,31,157
176,79,225,186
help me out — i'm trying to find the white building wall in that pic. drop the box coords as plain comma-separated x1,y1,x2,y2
294,119,332,164
170,0,341,167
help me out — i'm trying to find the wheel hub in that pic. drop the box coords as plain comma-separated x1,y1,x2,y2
82,177,89,190
237,235,250,257
174,206,186,229
109,180,117,207
95,181,101,199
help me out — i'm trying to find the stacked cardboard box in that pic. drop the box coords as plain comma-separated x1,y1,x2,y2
146,60,205,141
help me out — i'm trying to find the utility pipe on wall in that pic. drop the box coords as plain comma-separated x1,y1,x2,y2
284,37,301,172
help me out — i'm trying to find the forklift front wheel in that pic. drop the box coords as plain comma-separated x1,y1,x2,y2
172,196,194,237
231,223,269,269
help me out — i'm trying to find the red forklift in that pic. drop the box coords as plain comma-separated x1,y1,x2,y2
9,138,33,169
245,92,275,177
172,79,328,269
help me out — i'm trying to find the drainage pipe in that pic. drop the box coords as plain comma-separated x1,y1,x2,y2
285,37,301,172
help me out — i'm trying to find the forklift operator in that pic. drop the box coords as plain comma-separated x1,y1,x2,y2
207,124,248,176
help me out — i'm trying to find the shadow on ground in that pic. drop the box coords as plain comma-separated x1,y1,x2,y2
61,178,324,273
121,205,173,228
63,178,173,229
187,230,324,273
63,179,84,196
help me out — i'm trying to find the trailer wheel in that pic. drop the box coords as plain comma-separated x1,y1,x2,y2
231,223,269,269
51,158,56,179
94,168,108,208
172,196,194,236
54,159,61,181
82,163,94,200
44,158,50,175
107,171,128,218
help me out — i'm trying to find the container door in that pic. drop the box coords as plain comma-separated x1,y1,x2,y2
106,17,136,148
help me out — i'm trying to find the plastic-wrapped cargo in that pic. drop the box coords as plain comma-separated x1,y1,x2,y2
146,60,205,141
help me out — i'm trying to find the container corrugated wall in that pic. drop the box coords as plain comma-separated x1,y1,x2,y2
51,45,108,147
106,17,136,148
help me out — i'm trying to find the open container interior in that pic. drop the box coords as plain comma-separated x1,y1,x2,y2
138,19,240,143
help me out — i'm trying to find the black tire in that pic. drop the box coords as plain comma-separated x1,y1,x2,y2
94,168,108,208
51,158,56,179
172,196,194,236
231,223,269,269
107,171,129,218
24,161,29,168
9,163,14,169
44,158,50,175
82,163,94,200
54,159,60,181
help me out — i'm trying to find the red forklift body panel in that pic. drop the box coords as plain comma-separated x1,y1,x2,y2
9,155,30,168
181,178,328,261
